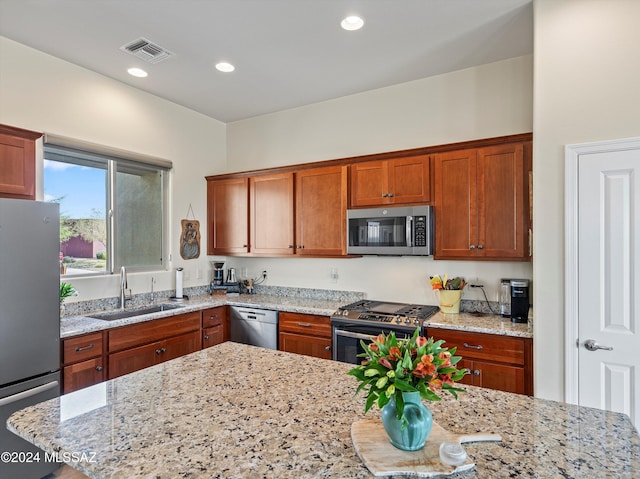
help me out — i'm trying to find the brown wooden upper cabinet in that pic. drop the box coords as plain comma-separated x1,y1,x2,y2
434,142,530,260
207,177,249,255
0,124,42,200
350,155,430,207
207,165,347,256
250,172,295,255
295,165,347,256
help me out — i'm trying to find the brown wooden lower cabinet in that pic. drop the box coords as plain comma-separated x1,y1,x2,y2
109,331,201,379
61,331,105,394
428,327,533,396
278,312,332,359
202,306,229,348
63,358,104,394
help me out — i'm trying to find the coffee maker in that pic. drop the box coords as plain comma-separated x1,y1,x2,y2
212,262,225,286
509,279,530,323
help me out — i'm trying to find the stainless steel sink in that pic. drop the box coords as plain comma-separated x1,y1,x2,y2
88,303,184,321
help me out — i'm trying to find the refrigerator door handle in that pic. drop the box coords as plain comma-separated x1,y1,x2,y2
0,381,59,407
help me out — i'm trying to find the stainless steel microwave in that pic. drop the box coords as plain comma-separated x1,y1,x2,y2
346,205,433,256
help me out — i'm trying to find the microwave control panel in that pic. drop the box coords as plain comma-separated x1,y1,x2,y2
414,215,427,247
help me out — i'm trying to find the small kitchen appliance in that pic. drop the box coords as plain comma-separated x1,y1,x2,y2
212,262,225,285
331,299,439,364
510,279,530,323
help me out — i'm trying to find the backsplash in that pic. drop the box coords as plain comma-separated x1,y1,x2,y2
60,285,365,318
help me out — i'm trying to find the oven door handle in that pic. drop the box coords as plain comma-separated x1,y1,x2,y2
334,329,377,341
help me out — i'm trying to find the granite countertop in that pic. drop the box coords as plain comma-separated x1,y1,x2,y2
60,294,349,338
61,294,533,339
8,342,638,478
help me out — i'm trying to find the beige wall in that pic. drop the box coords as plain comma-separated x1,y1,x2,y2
533,0,640,400
0,36,227,301
224,55,534,309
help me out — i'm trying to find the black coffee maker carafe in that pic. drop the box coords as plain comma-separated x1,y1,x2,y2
212,262,224,286
510,279,530,323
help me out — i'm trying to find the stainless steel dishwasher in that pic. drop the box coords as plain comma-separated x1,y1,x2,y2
229,306,278,349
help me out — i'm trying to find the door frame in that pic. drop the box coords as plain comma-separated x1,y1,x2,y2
564,136,640,404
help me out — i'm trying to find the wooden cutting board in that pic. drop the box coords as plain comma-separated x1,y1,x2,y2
351,419,501,477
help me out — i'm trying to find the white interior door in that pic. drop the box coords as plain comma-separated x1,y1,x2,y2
566,138,640,431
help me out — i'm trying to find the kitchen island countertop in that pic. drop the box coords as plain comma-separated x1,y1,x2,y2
61,295,532,339
8,342,638,478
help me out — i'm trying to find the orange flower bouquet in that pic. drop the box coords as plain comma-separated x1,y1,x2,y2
347,328,467,425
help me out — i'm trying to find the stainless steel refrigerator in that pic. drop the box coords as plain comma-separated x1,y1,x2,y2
0,198,61,478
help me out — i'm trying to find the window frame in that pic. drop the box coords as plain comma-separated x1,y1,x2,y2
43,135,172,277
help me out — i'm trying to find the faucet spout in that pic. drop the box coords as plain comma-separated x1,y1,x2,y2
120,266,128,310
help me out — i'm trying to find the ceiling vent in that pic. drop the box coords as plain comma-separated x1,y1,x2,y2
120,37,174,64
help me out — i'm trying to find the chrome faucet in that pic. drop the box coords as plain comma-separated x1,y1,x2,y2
120,266,129,310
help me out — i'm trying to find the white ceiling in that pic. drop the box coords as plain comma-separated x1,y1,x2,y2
0,0,533,123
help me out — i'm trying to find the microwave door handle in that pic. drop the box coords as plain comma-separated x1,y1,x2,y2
406,215,413,247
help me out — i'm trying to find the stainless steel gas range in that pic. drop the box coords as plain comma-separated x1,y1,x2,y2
330,299,439,364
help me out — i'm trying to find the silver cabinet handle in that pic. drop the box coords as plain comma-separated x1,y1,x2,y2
584,339,613,351
96,366,103,372
388,193,394,197
469,245,476,250
463,342,483,350
297,322,312,327
75,343,95,352
204,335,209,340
382,193,388,197
288,245,294,248
473,369,480,376
324,345,331,351
477,244,484,250
156,349,162,355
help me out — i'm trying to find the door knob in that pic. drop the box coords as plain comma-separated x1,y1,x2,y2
584,339,613,351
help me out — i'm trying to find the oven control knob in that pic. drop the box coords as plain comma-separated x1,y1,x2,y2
413,319,420,325
404,318,411,324
343,310,349,316
395,317,402,324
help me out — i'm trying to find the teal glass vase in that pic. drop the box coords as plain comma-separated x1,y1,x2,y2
381,391,433,451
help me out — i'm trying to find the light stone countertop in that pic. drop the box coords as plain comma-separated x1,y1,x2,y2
7,342,639,478
61,294,532,339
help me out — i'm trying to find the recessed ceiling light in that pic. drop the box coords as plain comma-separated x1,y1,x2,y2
127,67,148,78
341,15,364,31
215,62,235,73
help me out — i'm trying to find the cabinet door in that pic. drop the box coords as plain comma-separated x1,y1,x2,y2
203,325,224,349
434,149,477,258
387,155,430,204
279,332,332,360
295,166,347,255
63,358,104,394
108,342,159,379
207,177,249,254
350,161,388,207
0,126,41,200
250,172,295,255
476,143,526,258
161,331,201,361
471,360,525,395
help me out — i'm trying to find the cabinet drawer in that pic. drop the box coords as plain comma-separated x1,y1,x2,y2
108,312,201,353
428,328,525,366
63,332,103,364
202,306,225,328
279,312,331,338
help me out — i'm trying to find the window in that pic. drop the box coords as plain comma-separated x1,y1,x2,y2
43,136,171,276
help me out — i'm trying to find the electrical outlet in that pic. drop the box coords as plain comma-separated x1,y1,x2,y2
262,270,267,280
330,268,338,283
